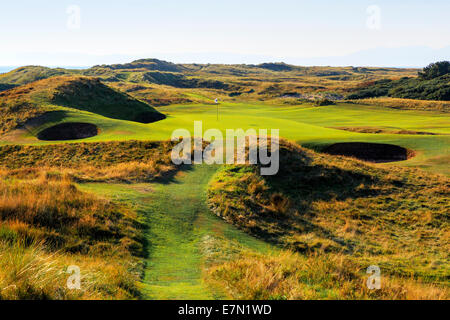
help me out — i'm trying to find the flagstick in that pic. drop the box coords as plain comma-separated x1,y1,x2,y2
215,98,219,121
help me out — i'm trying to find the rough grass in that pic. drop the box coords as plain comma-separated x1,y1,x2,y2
331,126,439,135
0,140,179,183
0,140,186,299
208,250,449,300
0,239,142,300
207,139,449,298
0,172,143,299
0,139,202,299
347,97,450,113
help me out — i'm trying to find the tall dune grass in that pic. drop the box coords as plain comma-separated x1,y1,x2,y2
0,169,143,300
208,250,449,300
347,97,449,112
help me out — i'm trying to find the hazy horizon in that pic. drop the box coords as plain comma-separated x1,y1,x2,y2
1,0,449,68
2,45,448,73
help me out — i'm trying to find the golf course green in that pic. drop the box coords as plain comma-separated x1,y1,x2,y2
6,102,449,175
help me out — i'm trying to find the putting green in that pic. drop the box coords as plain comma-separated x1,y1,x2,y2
3,102,449,174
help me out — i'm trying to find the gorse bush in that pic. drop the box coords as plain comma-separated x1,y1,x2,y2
419,61,450,80
348,61,450,101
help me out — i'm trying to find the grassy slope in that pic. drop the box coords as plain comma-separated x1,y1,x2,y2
207,140,449,299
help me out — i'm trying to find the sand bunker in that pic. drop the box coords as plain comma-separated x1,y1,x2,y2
323,142,415,163
38,123,99,141
134,112,166,124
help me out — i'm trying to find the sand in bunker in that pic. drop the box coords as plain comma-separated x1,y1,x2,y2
324,142,415,163
38,122,99,141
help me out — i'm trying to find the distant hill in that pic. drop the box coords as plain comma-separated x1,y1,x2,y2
4,58,446,107
254,62,294,72
0,58,418,89
0,66,71,86
95,58,185,73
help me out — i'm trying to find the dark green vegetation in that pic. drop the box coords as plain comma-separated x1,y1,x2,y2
419,61,450,80
207,140,449,298
348,61,450,101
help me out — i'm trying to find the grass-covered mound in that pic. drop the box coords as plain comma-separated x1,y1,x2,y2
207,140,449,296
0,76,165,135
0,66,70,87
51,76,165,123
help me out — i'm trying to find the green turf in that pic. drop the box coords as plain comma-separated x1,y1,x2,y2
80,164,273,300
7,102,448,174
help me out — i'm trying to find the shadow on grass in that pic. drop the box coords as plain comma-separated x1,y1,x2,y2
151,163,194,185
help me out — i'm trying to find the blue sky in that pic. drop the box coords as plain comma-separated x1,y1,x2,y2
0,0,449,67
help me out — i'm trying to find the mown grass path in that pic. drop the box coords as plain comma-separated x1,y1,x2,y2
139,164,272,299
140,164,220,299
81,164,272,299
